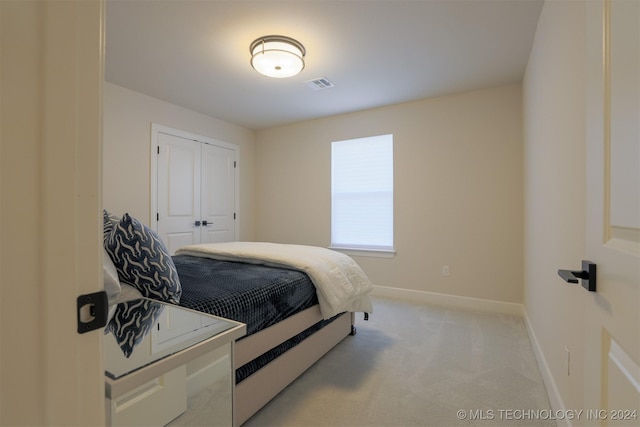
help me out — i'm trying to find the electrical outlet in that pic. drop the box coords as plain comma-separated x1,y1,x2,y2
442,265,450,277
564,346,570,376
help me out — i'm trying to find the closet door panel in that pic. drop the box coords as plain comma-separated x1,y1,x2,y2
201,143,235,244
157,132,201,254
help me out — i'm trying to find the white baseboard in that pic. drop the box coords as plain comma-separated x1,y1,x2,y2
371,285,524,316
522,309,570,427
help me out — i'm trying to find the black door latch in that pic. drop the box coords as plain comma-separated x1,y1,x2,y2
77,291,108,333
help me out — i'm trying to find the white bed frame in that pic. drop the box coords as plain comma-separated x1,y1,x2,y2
232,306,355,426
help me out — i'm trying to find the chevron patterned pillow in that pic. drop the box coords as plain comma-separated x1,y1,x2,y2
103,209,120,244
105,213,182,304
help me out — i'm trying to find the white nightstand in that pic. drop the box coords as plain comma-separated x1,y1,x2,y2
104,298,246,427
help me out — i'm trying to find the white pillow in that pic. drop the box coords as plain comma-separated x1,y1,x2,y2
103,248,121,300
109,283,144,305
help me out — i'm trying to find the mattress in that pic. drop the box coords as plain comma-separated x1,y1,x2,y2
173,254,318,337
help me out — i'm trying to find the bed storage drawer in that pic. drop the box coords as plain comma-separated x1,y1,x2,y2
234,312,352,426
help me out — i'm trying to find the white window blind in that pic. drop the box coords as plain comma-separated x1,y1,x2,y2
331,134,394,251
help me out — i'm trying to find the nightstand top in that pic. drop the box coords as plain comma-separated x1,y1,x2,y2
105,298,245,385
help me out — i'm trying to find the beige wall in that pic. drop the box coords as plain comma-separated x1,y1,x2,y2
255,85,524,303
103,82,257,239
523,0,586,411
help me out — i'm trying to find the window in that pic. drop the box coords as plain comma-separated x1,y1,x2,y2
331,134,394,253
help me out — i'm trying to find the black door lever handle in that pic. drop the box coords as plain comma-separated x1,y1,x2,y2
558,269,584,283
558,260,596,292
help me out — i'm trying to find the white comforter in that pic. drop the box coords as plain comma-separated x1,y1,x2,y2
175,242,374,319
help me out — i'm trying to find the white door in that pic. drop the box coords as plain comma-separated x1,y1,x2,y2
157,132,202,254
1,1,105,424
153,125,238,254
584,0,640,420
201,142,236,244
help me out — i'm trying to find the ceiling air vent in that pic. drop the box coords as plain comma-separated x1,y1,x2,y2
304,77,335,91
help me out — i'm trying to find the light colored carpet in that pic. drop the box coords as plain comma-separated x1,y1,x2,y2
244,296,555,427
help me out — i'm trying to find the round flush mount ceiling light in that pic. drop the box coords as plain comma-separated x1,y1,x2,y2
250,35,306,78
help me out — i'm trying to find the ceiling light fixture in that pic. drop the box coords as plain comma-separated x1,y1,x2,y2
250,35,306,78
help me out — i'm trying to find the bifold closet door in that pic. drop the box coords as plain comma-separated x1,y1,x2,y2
156,132,202,255
200,142,235,244
156,131,236,254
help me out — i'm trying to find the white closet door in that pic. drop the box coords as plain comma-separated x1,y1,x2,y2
157,132,202,255
201,143,236,244
153,125,238,254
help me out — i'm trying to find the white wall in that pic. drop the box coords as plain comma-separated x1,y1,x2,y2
103,82,257,239
255,85,524,304
523,0,587,412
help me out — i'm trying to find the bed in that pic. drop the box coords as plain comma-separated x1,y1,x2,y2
173,242,373,425
103,211,374,426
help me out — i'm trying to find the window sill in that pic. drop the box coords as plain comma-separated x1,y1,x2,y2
328,247,396,259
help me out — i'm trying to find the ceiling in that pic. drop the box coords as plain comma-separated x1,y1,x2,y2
105,0,544,131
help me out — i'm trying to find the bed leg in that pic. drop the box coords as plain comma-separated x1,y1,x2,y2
349,312,356,336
